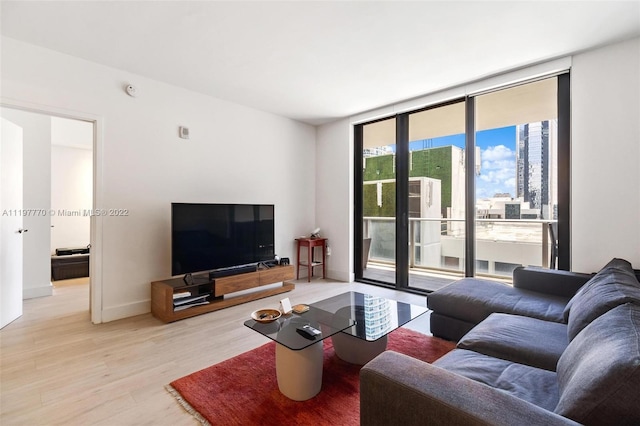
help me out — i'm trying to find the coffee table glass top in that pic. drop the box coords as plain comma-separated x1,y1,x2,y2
309,291,428,341
244,306,354,351
244,291,428,349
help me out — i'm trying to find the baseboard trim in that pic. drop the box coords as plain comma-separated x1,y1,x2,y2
101,299,149,323
326,269,352,283
23,283,53,299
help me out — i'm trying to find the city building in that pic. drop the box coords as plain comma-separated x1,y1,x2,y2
516,120,558,220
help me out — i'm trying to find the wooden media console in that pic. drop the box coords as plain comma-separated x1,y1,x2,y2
151,265,295,322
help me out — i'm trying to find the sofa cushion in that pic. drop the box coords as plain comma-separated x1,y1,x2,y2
458,313,568,371
434,348,559,412
427,277,570,326
555,303,640,424
563,258,640,341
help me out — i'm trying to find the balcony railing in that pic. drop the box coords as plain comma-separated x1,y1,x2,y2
363,216,557,279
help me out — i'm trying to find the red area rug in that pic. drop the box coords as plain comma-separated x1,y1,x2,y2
167,327,455,425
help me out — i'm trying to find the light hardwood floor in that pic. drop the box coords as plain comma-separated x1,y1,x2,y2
0,278,432,425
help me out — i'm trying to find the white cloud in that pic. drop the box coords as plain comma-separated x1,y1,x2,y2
482,145,513,162
476,145,517,198
504,177,516,188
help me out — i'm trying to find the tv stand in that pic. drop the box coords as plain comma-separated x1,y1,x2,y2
151,265,295,323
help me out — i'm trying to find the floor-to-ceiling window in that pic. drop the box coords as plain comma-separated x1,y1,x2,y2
474,78,559,278
355,74,569,292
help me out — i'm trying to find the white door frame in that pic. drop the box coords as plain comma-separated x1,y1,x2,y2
1,98,104,324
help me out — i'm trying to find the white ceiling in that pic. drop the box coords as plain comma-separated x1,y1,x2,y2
2,1,639,125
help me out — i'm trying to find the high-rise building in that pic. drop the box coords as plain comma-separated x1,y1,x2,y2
516,120,557,219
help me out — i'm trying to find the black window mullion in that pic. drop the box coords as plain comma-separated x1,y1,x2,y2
557,73,571,270
396,113,409,288
354,124,364,280
465,97,476,277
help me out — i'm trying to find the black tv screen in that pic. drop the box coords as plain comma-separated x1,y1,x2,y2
171,203,275,276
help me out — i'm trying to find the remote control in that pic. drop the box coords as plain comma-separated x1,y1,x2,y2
297,324,321,339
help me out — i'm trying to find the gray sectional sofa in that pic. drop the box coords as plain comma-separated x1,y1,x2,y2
360,258,640,425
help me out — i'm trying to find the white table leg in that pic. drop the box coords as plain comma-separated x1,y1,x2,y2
275,341,323,401
332,332,388,365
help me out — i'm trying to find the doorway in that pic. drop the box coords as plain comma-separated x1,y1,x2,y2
0,105,100,323
50,116,93,288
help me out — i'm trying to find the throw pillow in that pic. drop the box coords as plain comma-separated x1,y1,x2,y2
563,258,640,341
555,303,640,424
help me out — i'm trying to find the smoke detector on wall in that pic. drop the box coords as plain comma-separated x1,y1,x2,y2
125,84,138,97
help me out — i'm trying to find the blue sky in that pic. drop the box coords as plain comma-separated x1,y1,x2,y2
476,126,517,199
409,126,517,199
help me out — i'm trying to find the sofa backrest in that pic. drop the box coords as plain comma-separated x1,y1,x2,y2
555,302,640,425
563,258,640,341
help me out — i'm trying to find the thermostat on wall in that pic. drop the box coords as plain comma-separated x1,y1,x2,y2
179,126,190,139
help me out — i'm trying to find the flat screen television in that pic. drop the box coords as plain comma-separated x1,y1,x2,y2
171,203,275,276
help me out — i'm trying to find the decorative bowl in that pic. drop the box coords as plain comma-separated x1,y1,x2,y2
251,308,282,323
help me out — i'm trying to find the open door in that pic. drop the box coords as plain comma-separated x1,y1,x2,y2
1,117,24,328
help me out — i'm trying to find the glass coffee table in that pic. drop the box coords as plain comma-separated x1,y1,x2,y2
244,304,353,401
244,291,428,401
310,291,429,365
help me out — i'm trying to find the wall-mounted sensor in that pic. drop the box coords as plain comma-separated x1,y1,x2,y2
179,126,190,139
125,84,138,97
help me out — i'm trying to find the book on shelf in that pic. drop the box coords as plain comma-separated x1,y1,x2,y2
173,291,192,299
173,294,209,307
174,300,210,311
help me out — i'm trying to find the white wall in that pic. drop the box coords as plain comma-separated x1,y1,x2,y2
316,37,640,279
1,36,317,322
0,108,52,299
51,145,92,251
52,116,93,149
571,37,640,272
315,119,353,281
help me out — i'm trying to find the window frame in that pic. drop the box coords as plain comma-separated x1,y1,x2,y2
354,73,571,290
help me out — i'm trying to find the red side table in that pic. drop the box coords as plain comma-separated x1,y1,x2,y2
295,238,327,282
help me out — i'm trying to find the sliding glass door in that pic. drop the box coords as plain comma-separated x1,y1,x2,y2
356,102,467,291
358,117,397,285
406,101,466,291
355,74,569,291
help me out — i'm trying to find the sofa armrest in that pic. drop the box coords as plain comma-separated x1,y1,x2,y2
360,351,579,426
512,266,593,298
